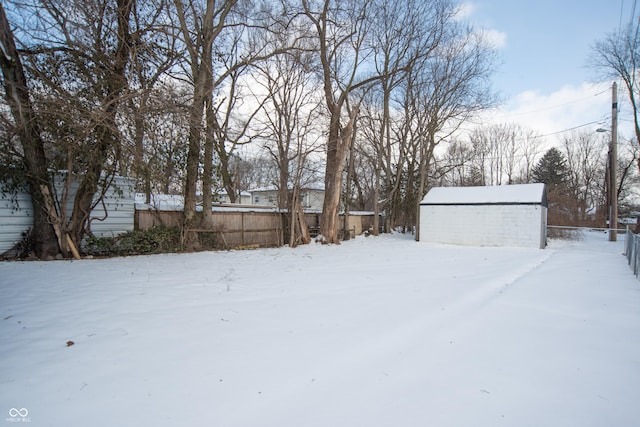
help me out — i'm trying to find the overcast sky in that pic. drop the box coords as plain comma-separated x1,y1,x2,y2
462,0,635,139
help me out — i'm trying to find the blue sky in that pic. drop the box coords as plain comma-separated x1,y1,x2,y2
462,0,635,138
470,0,627,95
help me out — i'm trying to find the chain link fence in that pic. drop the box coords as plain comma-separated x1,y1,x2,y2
625,227,640,279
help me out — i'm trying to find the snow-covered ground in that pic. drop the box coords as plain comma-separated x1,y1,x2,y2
1,231,639,426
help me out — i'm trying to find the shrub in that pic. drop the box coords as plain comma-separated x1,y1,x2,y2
84,226,182,256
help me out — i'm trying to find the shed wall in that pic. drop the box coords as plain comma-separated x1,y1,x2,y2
419,204,546,248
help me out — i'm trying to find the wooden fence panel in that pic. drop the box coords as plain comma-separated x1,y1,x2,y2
135,210,182,230
135,209,381,249
135,209,285,248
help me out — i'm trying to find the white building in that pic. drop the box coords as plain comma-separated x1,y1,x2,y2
250,185,325,210
419,183,547,249
210,189,252,205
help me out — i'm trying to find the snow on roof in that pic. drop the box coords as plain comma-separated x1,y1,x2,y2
135,193,184,210
421,183,547,206
135,193,267,212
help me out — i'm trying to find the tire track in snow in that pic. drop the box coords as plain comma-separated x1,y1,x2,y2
441,247,557,315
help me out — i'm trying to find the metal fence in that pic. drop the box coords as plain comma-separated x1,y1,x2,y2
625,227,640,279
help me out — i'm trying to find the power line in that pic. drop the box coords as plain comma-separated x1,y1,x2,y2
489,89,609,121
534,121,603,139
454,119,608,146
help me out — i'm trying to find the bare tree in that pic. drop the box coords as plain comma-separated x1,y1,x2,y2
1,0,140,256
365,0,449,235
440,139,478,186
302,0,384,243
592,21,640,148
517,127,543,183
251,20,323,246
139,83,191,197
173,0,293,243
352,103,383,213
561,130,607,223
468,123,536,187
0,2,59,258
171,0,238,246
408,23,498,238
615,137,640,214
123,0,182,189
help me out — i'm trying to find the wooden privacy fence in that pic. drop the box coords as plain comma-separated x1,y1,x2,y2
135,207,383,249
136,208,283,249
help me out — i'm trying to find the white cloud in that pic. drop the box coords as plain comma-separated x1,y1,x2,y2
455,3,507,50
476,82,619,144
455,2,476,20
481,28,507,49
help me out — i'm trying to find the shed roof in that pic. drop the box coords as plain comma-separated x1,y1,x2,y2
420,183,547,206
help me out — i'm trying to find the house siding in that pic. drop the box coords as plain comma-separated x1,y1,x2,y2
0,190,34,253
0,176,135,254
87,177,135,237
250,188,325,211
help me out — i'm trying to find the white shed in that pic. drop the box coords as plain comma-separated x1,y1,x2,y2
419,183,547,249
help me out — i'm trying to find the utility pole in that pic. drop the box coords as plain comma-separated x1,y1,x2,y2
610,82,618,242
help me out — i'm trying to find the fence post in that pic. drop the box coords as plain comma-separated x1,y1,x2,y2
631,233,636,272
241,212,245,246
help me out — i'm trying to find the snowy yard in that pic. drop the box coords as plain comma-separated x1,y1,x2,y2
1,231,639,426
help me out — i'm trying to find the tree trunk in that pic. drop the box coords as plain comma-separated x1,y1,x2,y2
289,188,297,247
67,0,133,251
132,95,147,181
415,138,430,241
289,184,310,247
183,54,211,245
202,94,216,227
320,110,356,243
176,0,235,248
343,118,358,240
67,122,117,249
278,151,289,211
183,81,205,246
217,148,236,204
0,4,59,258
372,156,381,236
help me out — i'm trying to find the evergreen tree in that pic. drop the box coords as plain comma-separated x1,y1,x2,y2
532,148,569,185
532,147,581,226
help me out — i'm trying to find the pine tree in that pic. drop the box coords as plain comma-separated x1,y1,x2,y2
533,148,580,226
532,148,569,185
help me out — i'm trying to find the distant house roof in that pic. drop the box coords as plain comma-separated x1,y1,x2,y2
195,190,251,197
421,183,547,207
250,184,325,193
135,193,279,213
135,193,184,211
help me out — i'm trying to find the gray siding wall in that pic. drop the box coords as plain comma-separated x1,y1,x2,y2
0,176,135,254
0,191,34,253
84,177,135,238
